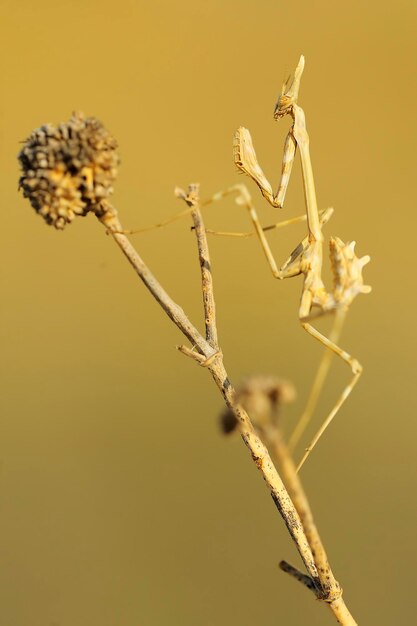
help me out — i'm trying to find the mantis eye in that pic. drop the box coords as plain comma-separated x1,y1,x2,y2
274,95,292,119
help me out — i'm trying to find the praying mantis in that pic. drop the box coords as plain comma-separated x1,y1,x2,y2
126,55,371,471
204,55,371,471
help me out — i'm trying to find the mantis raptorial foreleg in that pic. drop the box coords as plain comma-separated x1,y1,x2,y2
234,127,297,208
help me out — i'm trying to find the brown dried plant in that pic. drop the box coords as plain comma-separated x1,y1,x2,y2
18,57,368,625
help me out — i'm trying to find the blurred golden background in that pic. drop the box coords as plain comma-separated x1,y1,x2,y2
1,1,416,624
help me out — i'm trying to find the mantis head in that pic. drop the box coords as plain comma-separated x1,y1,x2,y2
274,55,305,120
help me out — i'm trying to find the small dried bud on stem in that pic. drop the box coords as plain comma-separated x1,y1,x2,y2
220,375,295,435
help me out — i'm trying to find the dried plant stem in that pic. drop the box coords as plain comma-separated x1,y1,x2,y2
182,184,218,347
208,359,320,585
100,210,319,580
270,427,338,593
264,426,356,623
279,560,317,592
264,426,356,626
326,597,358,625
280,561,356,625
99,200,356,624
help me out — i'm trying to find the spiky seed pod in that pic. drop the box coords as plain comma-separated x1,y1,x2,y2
18,112,119,229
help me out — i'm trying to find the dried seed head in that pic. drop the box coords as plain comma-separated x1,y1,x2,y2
220,375,296,435
18,112,119,229
237,375,296,426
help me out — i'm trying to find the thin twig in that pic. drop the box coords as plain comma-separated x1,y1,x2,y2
177,184,218,347
279,560,316,593
206,358,322,591
177,344,222,367
176,344,207,364
265,425,341,601
279,560,357,625
229,375,355,623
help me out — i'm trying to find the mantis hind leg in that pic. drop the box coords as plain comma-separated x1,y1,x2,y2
288,308,346,453
296,316,362,472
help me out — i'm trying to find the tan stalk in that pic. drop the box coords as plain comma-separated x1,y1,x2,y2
225,376,356,624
